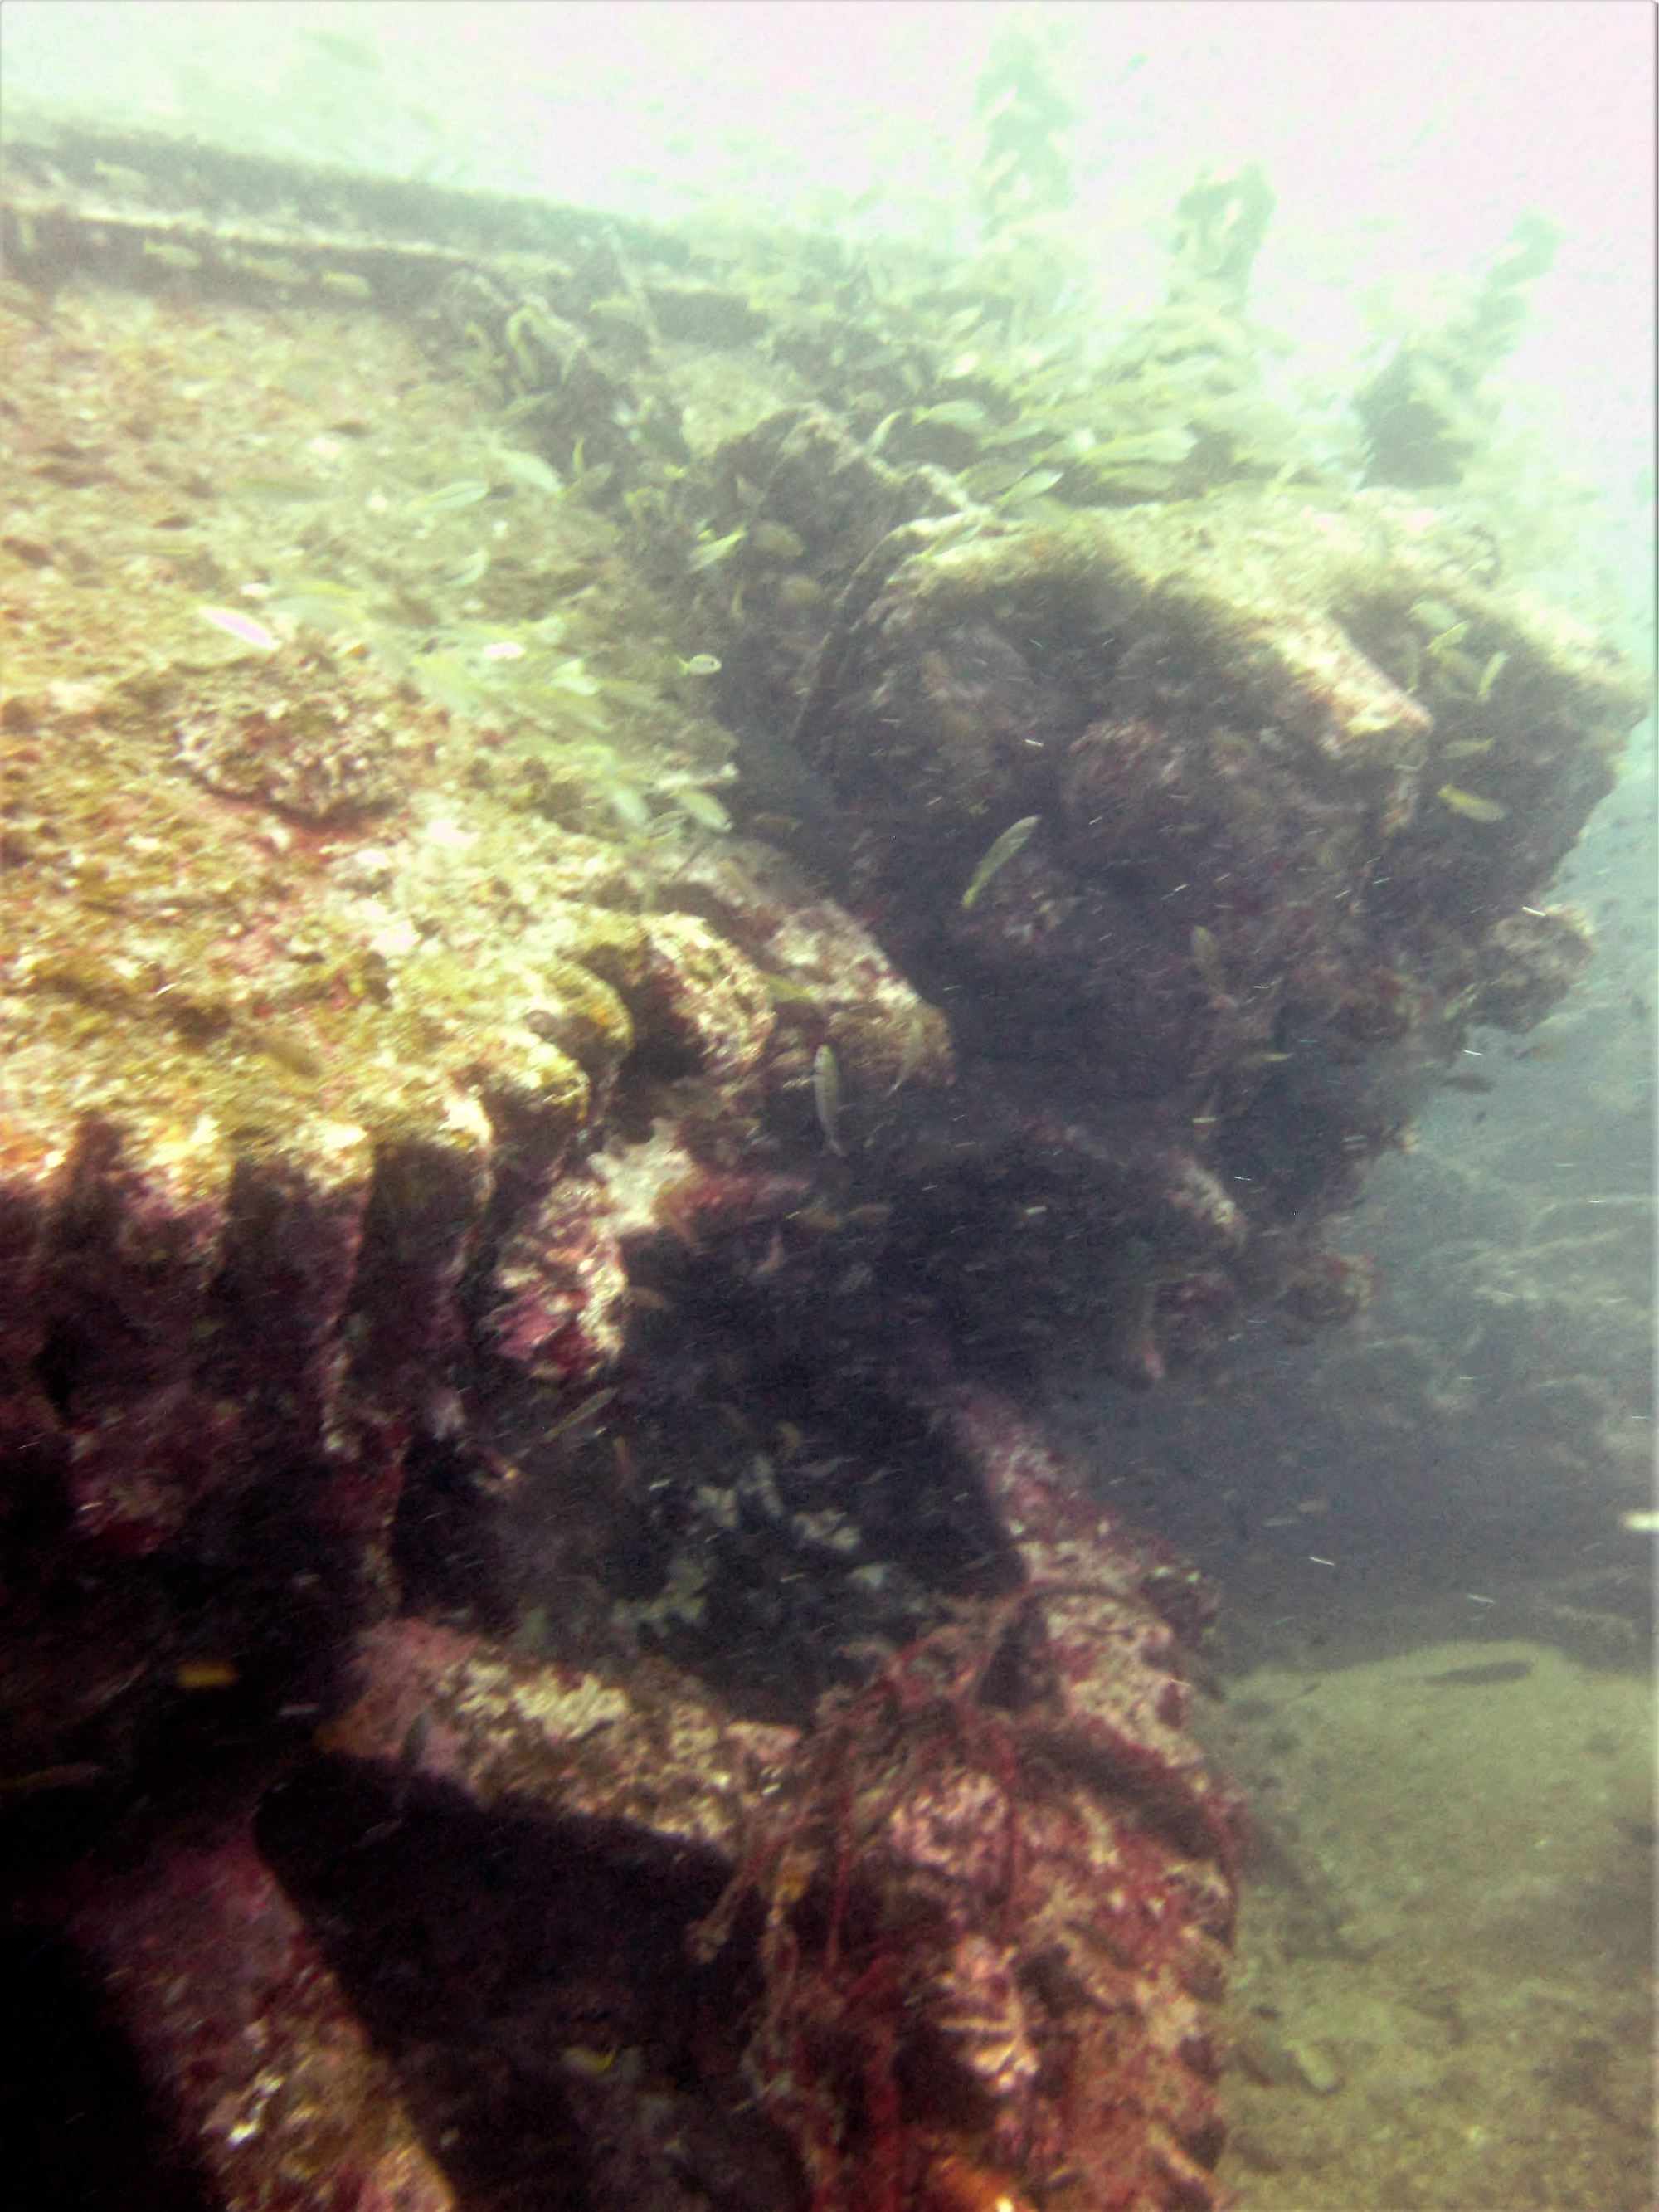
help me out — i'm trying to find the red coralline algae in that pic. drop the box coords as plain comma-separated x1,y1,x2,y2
71,1827,456,2212
717,1394,1240,2211
483,1176,630,1381
325,1616,799,1859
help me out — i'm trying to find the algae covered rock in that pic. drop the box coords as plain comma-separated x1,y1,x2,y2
777,477,1642,1376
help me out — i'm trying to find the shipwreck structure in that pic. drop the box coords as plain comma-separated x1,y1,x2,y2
0,117,1644,2212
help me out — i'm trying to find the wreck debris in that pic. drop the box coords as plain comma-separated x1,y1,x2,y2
311,1394,1238,2211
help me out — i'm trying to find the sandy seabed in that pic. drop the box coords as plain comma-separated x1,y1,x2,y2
1194,1638,1654,2212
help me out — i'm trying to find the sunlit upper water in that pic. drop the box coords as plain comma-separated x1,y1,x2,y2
4,0,1652,611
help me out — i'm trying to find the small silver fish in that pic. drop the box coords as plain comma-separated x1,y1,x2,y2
444,548,491,588
197,605,279,651
888,1009,929,1094
776,573,825,607
812,1043,843,1154
142,239,202,271
686,526,747,572
494,448,564,495
411,479,491,512
1408,597,1462,636
543,1386,618,1440
914,399,989,431
672,785,732,832
749,520,805,562
236,254,306,285
961,815,1039,909
398,1710,431,1772
1000,467,1063,504
1437,783,1507,823
1190,923,1226,990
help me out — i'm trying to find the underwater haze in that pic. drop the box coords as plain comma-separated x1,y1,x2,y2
5,3,1651,619
2,5,1654,2211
